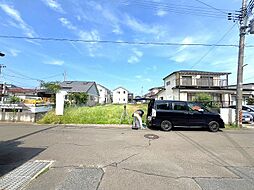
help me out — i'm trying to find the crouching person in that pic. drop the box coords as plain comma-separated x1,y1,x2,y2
132,109,145,130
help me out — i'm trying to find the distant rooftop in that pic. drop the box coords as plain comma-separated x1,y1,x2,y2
113,86,129,92
163,70,231,80
60,81,96,93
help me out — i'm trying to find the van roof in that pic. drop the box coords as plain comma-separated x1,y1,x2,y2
154,100,187,103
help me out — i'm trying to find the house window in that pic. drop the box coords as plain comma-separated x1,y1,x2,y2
117,91,120,94
123,98,125,101
123,91,126,94
182,76,192,86
166,81,171,86
198,76,214,86
100,89,102,92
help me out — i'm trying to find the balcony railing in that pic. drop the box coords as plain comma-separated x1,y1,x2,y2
176,78,228,87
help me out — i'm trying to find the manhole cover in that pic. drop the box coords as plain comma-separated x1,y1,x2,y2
144,134,159,140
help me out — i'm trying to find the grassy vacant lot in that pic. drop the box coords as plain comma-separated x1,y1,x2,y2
38,104,148,124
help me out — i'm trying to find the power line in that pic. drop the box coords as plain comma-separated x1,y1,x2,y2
121,0,232,14
191,0,227,14
6,68,62,82
2,76,36,88
6,68,39,81
1,35,254,47
190,23,237,69
121,0,228,19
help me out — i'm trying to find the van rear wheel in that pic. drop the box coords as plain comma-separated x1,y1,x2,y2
208,121,219,132
161,120,173,131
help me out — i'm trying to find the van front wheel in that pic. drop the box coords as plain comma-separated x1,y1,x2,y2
208,121,219,132
161,120,173,131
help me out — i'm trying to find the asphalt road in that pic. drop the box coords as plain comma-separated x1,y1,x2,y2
1,123,254,190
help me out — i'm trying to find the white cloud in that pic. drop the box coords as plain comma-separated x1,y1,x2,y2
133,48,143,57
9,49,21,57
156,10,168,17
172,53,189,63
59,17,101,57
125,15,166,38
44,60,64,66
135,75,142,79
178,37,193,51
128,48,143,64
144,78,152,82
41,0,64,13
128,56,139,64
0,4,36,37
59,17,77,30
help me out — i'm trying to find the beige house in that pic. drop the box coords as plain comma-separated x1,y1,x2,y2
157,70,254,107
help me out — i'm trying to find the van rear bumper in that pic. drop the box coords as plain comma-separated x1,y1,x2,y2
147,117,160,127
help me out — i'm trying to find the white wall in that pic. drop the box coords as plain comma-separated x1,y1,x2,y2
113,87,128,104
179,92,187,101
97,84,111,104
164,74,177,100
56,90,67,115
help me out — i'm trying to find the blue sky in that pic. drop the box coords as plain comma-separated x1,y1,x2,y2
0,0,253,95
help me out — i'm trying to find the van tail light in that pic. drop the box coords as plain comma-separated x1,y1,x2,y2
152,108,156,117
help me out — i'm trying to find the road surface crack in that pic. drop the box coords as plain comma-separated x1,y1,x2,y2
103,153,139,168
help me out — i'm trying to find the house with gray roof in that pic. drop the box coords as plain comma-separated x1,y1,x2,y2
60,81,99,106
158,70,233,107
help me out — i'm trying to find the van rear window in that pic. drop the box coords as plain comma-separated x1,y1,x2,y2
156,103,170,110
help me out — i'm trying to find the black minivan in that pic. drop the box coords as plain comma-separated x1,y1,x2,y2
147,100,224,132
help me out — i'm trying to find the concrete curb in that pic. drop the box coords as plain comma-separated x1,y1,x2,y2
59,124,131,128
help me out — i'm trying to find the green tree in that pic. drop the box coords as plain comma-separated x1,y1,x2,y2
194,93,212,102
10,96,21,104
247,97,254,105
41,81,61,103
68,92,88,106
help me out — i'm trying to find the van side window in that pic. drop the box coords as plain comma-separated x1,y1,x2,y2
156,103,170,110
172,102,187,111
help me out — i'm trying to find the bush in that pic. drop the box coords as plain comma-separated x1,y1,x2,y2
247,97,254,105
10,96,21,104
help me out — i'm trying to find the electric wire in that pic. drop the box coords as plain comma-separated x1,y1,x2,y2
1,35,254,47
190,23,237,69
191,0,228,14
120,0,229,19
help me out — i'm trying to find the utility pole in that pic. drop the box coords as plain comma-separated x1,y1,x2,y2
0,64,6,103
236,0,248,128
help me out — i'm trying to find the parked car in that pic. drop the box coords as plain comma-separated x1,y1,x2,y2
242,112,253,124
147,100,224,132
229,105,254,118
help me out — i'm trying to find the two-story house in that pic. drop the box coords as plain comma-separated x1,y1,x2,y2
144,86,165,99
112,87,129,104
97,84,112,104
158,70,232,106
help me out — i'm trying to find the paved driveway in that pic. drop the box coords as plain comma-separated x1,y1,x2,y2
1,123,254,190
